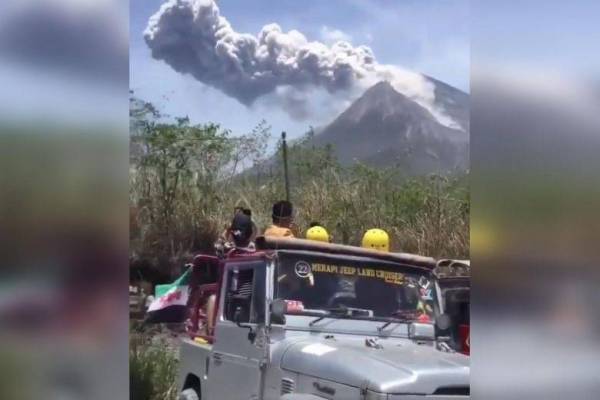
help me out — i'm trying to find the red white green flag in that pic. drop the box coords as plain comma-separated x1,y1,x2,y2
145,268,191,323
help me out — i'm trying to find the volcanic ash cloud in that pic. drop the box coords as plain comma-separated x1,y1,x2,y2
145,0,457,128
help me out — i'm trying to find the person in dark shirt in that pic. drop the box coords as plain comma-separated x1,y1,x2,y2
229,212,255,252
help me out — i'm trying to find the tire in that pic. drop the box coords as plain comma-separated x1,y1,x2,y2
179,388,200,400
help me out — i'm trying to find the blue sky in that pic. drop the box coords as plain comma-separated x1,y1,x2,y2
471,1,600,78
130,0,469,140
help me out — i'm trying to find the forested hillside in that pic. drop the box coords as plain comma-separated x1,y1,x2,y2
129,96,469,279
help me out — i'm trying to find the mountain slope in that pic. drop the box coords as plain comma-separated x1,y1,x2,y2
310,80,469,174
426,75,470,133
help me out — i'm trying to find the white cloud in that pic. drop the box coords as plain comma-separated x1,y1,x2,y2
320,25,352,45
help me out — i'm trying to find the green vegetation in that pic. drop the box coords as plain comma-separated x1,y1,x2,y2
129,96,469,278
130,333,178,400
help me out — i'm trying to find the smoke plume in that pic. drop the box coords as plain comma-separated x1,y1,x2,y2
145,0,455,127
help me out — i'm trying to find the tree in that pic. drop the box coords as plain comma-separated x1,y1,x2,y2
129,96,272,274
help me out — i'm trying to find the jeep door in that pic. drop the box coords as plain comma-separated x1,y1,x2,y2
207,260,268,400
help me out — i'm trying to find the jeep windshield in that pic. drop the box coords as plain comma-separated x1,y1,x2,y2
275,252,436,323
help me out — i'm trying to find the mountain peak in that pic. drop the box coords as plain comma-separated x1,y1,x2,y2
310,77,470,174
367,80,395,92
361,80,404,100
341,80,428,124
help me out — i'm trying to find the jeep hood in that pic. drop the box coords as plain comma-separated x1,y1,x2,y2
280,338,469,394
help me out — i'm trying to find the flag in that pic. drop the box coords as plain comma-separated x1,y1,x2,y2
145,268,191,323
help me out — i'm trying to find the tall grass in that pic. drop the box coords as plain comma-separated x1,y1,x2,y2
222,167,468,258
130,334,178,400
131,162,468,277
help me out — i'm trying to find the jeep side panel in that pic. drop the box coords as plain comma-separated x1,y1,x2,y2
178,339,212,398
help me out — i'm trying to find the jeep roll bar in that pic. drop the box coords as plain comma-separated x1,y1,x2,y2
433,259,471,279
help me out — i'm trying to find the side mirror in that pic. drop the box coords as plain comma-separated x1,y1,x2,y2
270,298,287,325
436,313,452,331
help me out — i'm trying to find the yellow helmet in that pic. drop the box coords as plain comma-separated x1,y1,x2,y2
362,229,390,252
306,226,329,242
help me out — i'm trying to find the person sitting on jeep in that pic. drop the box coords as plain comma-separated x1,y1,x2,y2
233,207,259,240
241,208,260,242
216,209,257,256
228,212,256,254
264,200,295,238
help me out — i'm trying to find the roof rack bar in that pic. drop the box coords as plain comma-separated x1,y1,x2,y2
255,236,437,269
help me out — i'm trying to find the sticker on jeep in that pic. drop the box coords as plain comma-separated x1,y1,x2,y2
294,261,312,278
420,287,433,300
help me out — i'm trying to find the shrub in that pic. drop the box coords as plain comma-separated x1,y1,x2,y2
129,335,178,400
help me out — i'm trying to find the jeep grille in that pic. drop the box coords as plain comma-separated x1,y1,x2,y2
281,378,295,395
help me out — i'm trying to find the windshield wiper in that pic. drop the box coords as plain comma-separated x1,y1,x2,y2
377,316,414,333
309,306,373,326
